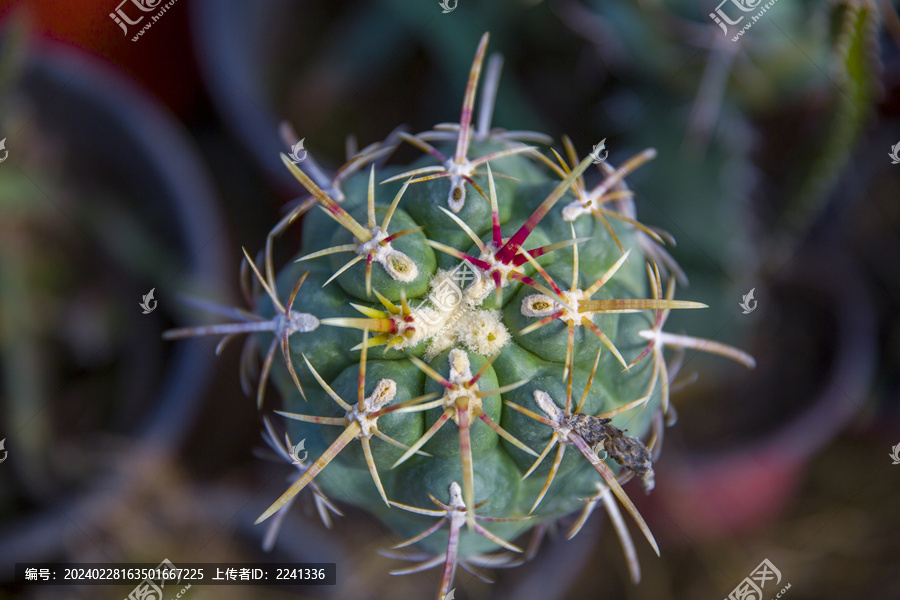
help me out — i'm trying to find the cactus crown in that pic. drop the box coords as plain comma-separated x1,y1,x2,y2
166,32,754,599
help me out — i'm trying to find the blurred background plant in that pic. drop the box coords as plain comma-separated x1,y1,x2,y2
0,0,898,598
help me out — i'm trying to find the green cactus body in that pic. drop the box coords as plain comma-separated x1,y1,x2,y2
168,32,755,597
271,164,656,555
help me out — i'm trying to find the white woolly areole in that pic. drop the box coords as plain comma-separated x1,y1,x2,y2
520,290,590,324
388,268,511,360
463,245,516,303
533,390,563,423
463,269,495,306
356,227,418,283
562,197,594,222
562,155,646,222
421,306,509,361
462,309,510,354
533,390,573,440
279,311,320,334
444,159,476,213
349,378,397,438
448,481,465,506
446,481,468,529
436,349,485,424
520,294,558,318
448,348,474,383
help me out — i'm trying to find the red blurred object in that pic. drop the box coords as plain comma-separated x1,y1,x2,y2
0,0,202,116
641,452,803,542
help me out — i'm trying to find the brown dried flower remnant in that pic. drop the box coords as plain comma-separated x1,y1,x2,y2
566,413,655,493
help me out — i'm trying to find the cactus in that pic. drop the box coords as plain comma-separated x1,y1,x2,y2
166,32,755,598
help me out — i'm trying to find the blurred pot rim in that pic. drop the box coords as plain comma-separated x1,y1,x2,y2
0,41,229,572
